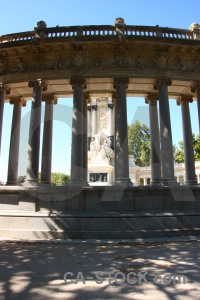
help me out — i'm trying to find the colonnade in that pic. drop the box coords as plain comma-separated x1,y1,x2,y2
0,77,199,187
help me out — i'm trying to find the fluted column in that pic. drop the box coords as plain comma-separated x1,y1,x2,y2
191,81,200,133
41,94,57,184
7,97,26,185
108,98,114,150
145,93,161,185
113,78,132,186
69,77,87,186
154,78,176,185
0,84,10,154
177,95,197,185
25,80,47,185
83,92,89,182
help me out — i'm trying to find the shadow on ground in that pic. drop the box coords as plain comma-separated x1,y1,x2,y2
0,240,199,299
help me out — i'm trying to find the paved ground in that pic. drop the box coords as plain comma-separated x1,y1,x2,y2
0,238,200,300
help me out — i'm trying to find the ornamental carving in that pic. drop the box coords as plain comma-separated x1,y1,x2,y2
113,44,129,68
176,95,193,105
70,45,87,75
10,97,26,106
113,77,129,89
93,56,103,68
28,80,48,91
145,93,159,105
153,78,172,89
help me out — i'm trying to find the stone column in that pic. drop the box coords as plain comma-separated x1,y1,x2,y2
25,80,47,185
91,102,97,139
0,84,10,154
6,97,26,185
69,77,87,186
145,93,161,185
154,78,176,185
41,94,57,184
177,95,197,185
113,78,132,186
191,81,200,133
83,92,89,182
87,100,91,150
108,99,114,150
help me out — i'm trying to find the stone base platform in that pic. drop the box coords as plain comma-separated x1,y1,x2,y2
0,185,200,240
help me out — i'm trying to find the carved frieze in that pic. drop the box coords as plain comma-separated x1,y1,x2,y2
113,44,129,68
70,45,87,75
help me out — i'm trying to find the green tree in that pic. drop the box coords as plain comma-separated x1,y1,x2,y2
174,134,200,163
17,173,70,186
51,173,70,186
128,120,150,166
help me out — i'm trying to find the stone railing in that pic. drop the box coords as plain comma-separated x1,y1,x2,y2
0,25,195,44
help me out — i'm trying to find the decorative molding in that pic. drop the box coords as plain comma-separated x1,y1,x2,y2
176,95,193,105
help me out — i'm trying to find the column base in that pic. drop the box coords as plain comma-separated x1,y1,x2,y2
184,180,198,186
114,178,133,187
150,179,162,186
160,178,180,187
68,180,89,188
6,181,18,186
22,179,39,187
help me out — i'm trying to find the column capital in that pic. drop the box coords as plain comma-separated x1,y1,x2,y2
10,96,26,107
112,92,117,102
108,103,114,109
191,81,200,93
42,93,57,104
176,95,193,106
153,78,172,90
145,93,159,105
0,83,10,95
113,77,129,89
28,80,48,91
83,91,90,103
70,77,86,89
91,104,97,111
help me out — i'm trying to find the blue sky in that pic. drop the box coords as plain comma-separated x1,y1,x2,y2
0,0,200,181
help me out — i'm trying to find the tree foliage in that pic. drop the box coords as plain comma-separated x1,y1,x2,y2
17,173,70,186
128,120,150,166
174,134,200,163
51,173,70,186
